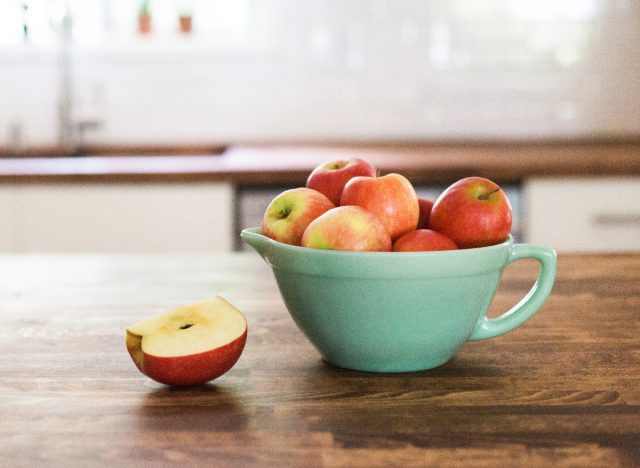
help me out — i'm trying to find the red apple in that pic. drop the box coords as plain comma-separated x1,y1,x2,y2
340,173,419,240
261,187,334,245
306,158,376,205
417,197,435,229
126,296,247,387
393,229,458,252
301,206,392,251
428,177,512,248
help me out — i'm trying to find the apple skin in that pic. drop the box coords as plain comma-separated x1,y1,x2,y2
261,187,334,246
126,296,248,387
126,330,247,387
340,173,419,240
416,197,435,229
392,229,458,252
306,158,376,205
301,206,392,252
428,177,512,249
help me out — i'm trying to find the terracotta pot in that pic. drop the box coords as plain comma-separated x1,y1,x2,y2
138,14,152,34
179,15,192,33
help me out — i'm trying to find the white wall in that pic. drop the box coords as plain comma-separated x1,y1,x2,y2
1,0,639,148
0,47,58,149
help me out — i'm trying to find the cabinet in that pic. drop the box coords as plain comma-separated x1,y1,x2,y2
523,177,640,252
3,176,639,253
0,182,234,252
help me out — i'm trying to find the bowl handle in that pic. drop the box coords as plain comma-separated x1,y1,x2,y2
468,244,557,341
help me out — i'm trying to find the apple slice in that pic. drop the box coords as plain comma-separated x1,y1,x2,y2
126,296,247,386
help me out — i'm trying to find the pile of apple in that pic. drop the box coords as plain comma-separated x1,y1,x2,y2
261,158,512,252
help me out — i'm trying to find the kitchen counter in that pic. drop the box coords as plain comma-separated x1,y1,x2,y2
1,251,639,466
1,142,639,185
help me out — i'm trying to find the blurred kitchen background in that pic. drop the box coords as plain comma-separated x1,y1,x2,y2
1,0,639,253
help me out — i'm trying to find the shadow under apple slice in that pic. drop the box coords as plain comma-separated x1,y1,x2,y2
135,383,250,432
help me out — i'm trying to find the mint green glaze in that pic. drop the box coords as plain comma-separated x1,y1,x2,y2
241,227,557,373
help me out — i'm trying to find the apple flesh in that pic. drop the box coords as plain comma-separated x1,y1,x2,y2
261,187,334,246
301,205,392,252
340,173,419,240
393,229,458,252
428,177,512,248
126,296,247,386
416,197,435,229
306,158,376,205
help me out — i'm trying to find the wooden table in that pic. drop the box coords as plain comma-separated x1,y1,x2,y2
1,252,639,467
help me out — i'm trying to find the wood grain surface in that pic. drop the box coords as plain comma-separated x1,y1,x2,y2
1,252,639,467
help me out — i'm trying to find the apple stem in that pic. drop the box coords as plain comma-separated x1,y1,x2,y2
479,188,500,200
179,323,193,330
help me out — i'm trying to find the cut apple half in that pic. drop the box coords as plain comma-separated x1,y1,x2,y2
126,296,247,386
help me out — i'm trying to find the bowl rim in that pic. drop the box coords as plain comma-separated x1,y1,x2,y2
241,227,513,257
241,227,518,278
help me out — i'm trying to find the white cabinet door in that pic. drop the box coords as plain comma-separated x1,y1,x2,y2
523,177,640,252
0,182,234,252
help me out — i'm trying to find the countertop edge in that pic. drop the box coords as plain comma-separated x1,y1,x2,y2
1,143,639,185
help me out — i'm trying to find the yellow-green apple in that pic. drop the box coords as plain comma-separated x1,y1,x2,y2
261,188,334,245
306,158,376,205
340,173,419,240
301,206,392,251
417,197,435,229
428,177,512,248
126,296,247,387
393,229,458,252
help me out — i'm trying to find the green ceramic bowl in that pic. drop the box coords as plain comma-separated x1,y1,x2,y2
241,227,557,373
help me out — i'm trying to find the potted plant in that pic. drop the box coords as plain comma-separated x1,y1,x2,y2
176,0,194,34
178,13,192,34
138,0,152,34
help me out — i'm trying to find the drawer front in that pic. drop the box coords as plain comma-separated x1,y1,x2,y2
523,177,640,252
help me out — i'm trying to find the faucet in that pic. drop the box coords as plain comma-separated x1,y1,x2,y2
57,6,102,156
